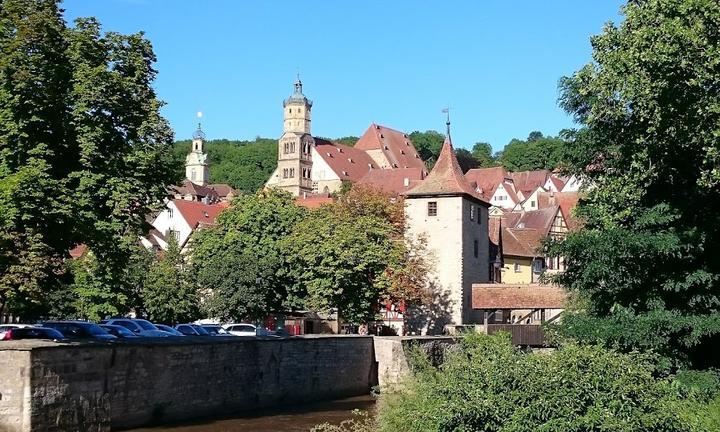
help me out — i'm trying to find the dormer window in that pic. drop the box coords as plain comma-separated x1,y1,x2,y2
342,171,348,176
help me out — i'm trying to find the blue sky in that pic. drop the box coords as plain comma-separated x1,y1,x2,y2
61,1,624,152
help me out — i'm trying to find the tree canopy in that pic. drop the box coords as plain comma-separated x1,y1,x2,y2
0,0,176,315
547,0,720,370
173,137,277,193
496,131,566,171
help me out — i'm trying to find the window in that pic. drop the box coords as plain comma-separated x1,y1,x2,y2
191,169,196,181
470,205,475,221
282,168,288,179
531,200,536,208
427,201,437,216
514,262,521,273
532,259,545,273
477,210,482,225
473,240,479,258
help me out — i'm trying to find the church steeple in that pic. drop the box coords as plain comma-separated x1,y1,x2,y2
283,75,312,134
186,112,209,185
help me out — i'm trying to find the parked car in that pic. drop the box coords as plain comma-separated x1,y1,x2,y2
175,324,210,336
100,324,140,339
154,324,185,336
1,327,67,342
42,321,116,341
101,318,171,337
0,324,35,339
200,324,232,336
222,323,270,337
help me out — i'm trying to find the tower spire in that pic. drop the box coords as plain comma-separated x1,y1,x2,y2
442,107,452,143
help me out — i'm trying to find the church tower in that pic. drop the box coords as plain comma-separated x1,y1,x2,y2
185,119,209,186
275,76,315,196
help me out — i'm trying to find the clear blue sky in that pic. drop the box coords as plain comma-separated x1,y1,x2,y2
61,0,624,152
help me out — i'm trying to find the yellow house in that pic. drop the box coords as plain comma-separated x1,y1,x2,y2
489,206,568,284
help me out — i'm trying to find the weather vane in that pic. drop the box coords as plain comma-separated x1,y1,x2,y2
442,106,452,141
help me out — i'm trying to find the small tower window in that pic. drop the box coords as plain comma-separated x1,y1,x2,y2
474,240,479,258
427,201,437,217
470,205,475,221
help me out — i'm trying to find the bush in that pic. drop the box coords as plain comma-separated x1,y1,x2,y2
378,333,693,432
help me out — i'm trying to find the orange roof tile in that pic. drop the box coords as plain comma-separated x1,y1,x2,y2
354,124,427,171
295,193,334,209
172,199,226,228
510,170,551,192
404,138,489,205
68,244,87,259
464,166,509,200
313,138,376,182
357,167,425,195
472,284,567,309
537,191,581,230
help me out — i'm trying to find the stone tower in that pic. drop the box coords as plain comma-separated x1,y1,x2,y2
403,122,490,334
185,123,209,186
275,77,315,196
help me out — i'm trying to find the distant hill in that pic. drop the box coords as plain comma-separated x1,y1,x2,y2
173,138,277,193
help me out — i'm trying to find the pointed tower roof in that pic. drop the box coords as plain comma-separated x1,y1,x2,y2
404,136,490,206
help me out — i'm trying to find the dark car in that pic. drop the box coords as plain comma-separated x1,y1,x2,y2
42,321,116,341
175,324,210,336
100,324,140,339
1,327,67,342
155,324,185,336
201,325,232,336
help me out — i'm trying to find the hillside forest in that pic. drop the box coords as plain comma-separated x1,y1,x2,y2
173,130,567,193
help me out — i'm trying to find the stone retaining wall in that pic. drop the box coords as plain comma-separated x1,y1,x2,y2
0,336,375,432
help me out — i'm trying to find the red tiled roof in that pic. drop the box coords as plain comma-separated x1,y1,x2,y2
510,170,551,193
548,175,566,191
354,124,427,171
313,138,376,182
357,167,425,195
295,193,334,209
502,228,544,257
169,180,219,201
208,183,237,199
537,191,581,230
69,244,87,259
172,199,226,229
464,166,508,200
472,284,567,309
405,138,489,205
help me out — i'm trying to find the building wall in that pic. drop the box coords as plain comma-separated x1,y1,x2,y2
364,149,390,169
502,256,534,284
405,196,489,332
151,201,192,247
0,337,375,432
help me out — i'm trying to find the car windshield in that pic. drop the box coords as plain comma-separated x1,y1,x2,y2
193,326,210,335
86,323,110,336
136,320,157,331
108,326,134,336
203,327,219,334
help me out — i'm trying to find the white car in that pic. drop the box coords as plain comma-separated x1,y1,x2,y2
222,323,269,337
0,324,35,340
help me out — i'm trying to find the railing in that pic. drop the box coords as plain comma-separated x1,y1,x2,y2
486,324,546,346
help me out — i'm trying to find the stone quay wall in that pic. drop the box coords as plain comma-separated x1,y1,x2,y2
0,336,376,432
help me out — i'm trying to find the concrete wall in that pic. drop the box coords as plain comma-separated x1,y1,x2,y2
0,336,375,432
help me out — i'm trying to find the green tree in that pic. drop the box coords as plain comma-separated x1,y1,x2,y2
548,0,720,369
142,237,199,324
409,130,444,168
0,1,175,315
497,132,565,171
173,137,277,193
332,136,360,147
379,333,691,432
454,148,478,173
471,141,496,167
191,189,307,321
68,251,128,321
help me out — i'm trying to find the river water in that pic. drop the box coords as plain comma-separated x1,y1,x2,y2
128,396,375,432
